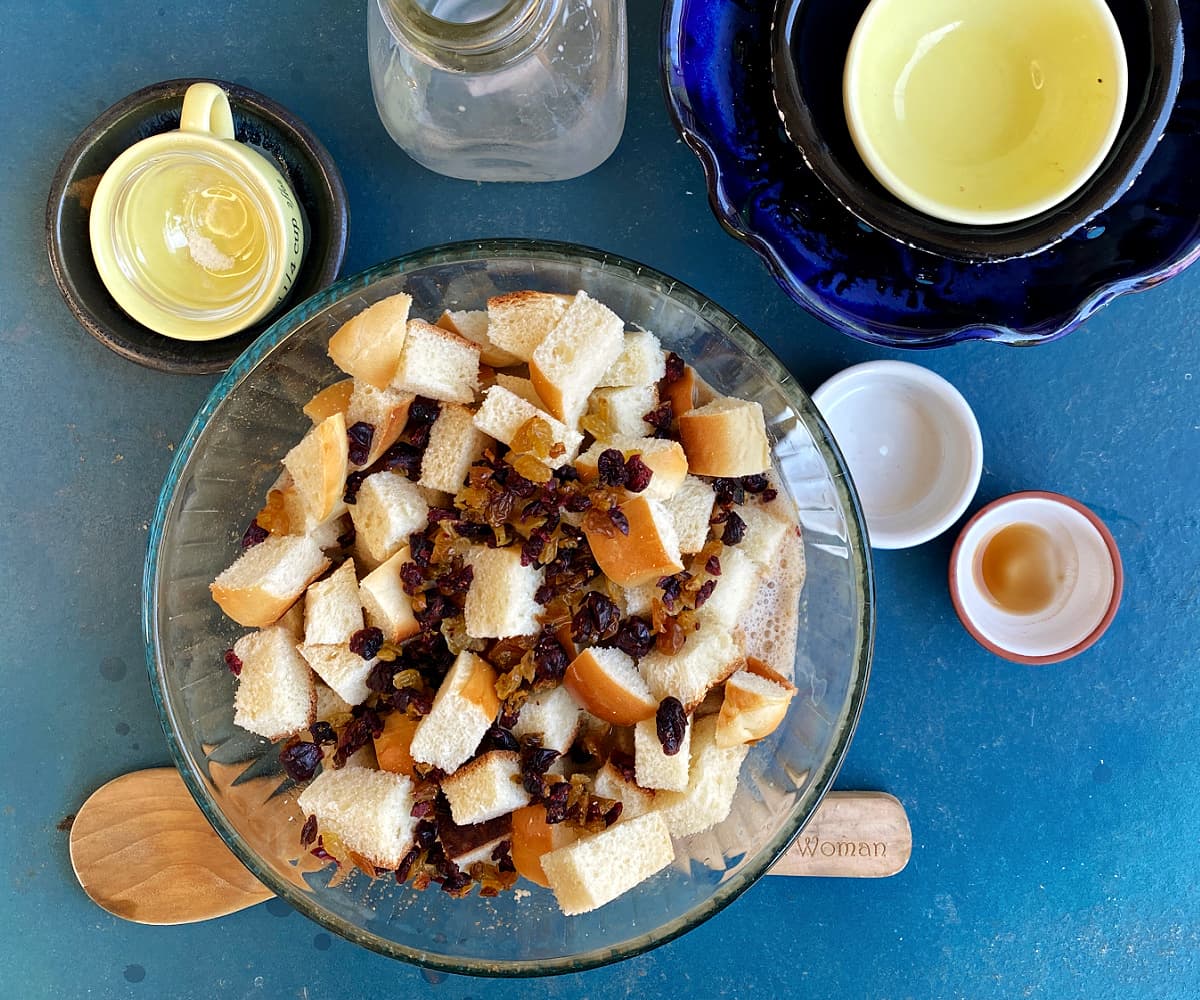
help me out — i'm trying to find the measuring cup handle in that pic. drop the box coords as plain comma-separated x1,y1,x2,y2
180,82,235,139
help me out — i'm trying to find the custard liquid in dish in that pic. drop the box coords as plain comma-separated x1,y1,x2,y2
845,0,1128,224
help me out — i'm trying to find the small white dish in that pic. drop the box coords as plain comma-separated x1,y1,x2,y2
949,491,1122,664
811,360,982,549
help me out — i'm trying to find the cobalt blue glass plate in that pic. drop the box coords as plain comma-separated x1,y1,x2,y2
662,0,1200,348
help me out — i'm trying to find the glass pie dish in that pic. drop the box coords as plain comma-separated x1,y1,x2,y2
143,239,874,975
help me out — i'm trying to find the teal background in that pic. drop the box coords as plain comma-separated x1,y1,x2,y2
2,1,1197,997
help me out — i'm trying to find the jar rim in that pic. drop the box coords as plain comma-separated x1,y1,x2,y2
380,0,555,69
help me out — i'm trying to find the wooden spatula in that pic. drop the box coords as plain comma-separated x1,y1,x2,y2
69,767,910,925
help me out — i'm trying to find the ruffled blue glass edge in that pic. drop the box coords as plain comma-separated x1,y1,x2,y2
142,238,876,976
661,0,1200,348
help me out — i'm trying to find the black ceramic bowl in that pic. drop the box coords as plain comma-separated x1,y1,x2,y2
46,78,349,375
771,0,1184,263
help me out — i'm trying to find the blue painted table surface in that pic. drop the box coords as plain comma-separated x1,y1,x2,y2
3,2,1198,998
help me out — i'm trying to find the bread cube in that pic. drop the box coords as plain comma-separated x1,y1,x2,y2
472,385,583,469
231,626,316,740
735,503,790,569
695,547,759,631
529,291,626,426
678,397,771,477
346,381,415,468
417,402,490,493
493,373,546,408
564,647,657,726
303,558,363,645
541,811,675,915
511,685,582,754
655,715,749,837
715,667,797,748
296,766,417,870
582,495,683,588
409,651,500,774
303,379,354,424
639,628,742,711
350,472,429,569
583,383,658,440
326,293,412,389
442,750,531,826
314,680,354,725
390,319,480,404
661,363,699,419
436,308,522,367
464,545,543,639
358,547,420,644
576,436,688,501
211,533,330,628
592,760,656,820
635,715,692,791
298,643,377,707
282,412,349,523
485,290,571,362
373,710,420,777
662,476,715,554
598,331,666,388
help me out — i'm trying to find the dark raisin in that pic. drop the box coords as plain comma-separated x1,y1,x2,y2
543,781,571,824
608,506,630,535
603,801,624,827
644,401,673,435
414,819,438,850
741,474,769,494
664,351,685,383
366,659,396,693
427,506,459,523
656,697,687,756
762,487,778,503
399,561,425,594
555,464,581,483
347,421,375,466
393,686,434,717
336,524,357,549
381,442,423,479
532,630,570,683
415,593,451,632
694,578,717,608
705,555,722,575
349,627,384,660
714,478,746,506
610,616,654,659
343,470,368,504
396,845,421,884
241,519,268,549
596,448,628,487
722,511,746,545
410,534,435,568
223,649,243,676
435,564,474,597
309,721,337,745
571,592,622,646
280,741,323,782
521,526,552,567
480,725,520,754
300,813,318,847
564,492,592,513
408,396,441,430
624,454,654,493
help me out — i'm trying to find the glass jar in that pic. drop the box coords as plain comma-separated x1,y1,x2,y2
368,0,627,182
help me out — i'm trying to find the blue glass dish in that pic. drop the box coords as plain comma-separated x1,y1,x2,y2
662,0,1200,348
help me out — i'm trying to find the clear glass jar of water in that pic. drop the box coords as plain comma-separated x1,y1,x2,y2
368,0,627,182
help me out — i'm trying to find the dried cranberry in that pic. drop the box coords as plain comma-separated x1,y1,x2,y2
480,725,520,754
532,630,569,683
521,527,552,567
332,713,378,768
414,819,438,850
394,686,434,717
543,781,571,824
603,801,624,827
571,592,621,646
343,470,368,505
658,573,689,610
366,660,396,693
415,593,451,632
408,396,441,430
346,421,375,466
349,627,384,660
762,487,778,503
564,493,592,513
608,506,630,535
714,478,746,506
411,799,435,819
435,564,474,597
440,867,473,896
705,555,722,575
722,511,746,545
694,578,717,608
399,561,425,594
223,649,243,676
427,506,458,523
381,442,423,479
410,534,435,568
644,401,673,435
241,519,268,549
741,473,769,494
309,720,337,745
610,616,654,659
555,464,581,483
280,741,323,782
656,697,687,756
300,813,318,847
597,448,628,487
664,351,685,383
624,454,654,493
336,524,356,549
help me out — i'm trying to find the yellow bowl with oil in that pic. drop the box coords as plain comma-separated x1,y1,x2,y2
844,0,1128,226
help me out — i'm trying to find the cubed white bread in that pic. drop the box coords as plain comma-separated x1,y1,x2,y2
259,472,347,540
639,628,743,711
678,397,771,477
582,495,683,588
231,626,316,740
564,647,658,726
696,547,760,631
494,373,545,408
314,680,354,724
298,643,377,707
350,471,429,569
541,811,675,916
211,533,331,628
464,545,544,639
309,513,349,551
442,750,531,826
346,381,415,468
738,524,805,681
485,290,572,362
716,667,797,748
282,412,350,523
529,291,626,426
736,503,790,569
358,547,420,644
511,685,581,753
276,599,306,642
472,385,583,469
436,308,522,368
418,402,490,493
303,379,354,424
576,437,688,501
296,766,417,870
392,319,480,404
662,476,715,554
592,761,656,820
340,742,379,770
619,582,658,618
303,559,363,645
409,651,500,773
599,331,667,388
326,293,412,389
635,715,692,791
583,383,658,440
655,715,749,837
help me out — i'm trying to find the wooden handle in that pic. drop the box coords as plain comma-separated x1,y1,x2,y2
768,791,911,877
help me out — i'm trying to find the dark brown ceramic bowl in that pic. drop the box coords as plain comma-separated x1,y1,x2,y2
46,78,349,375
